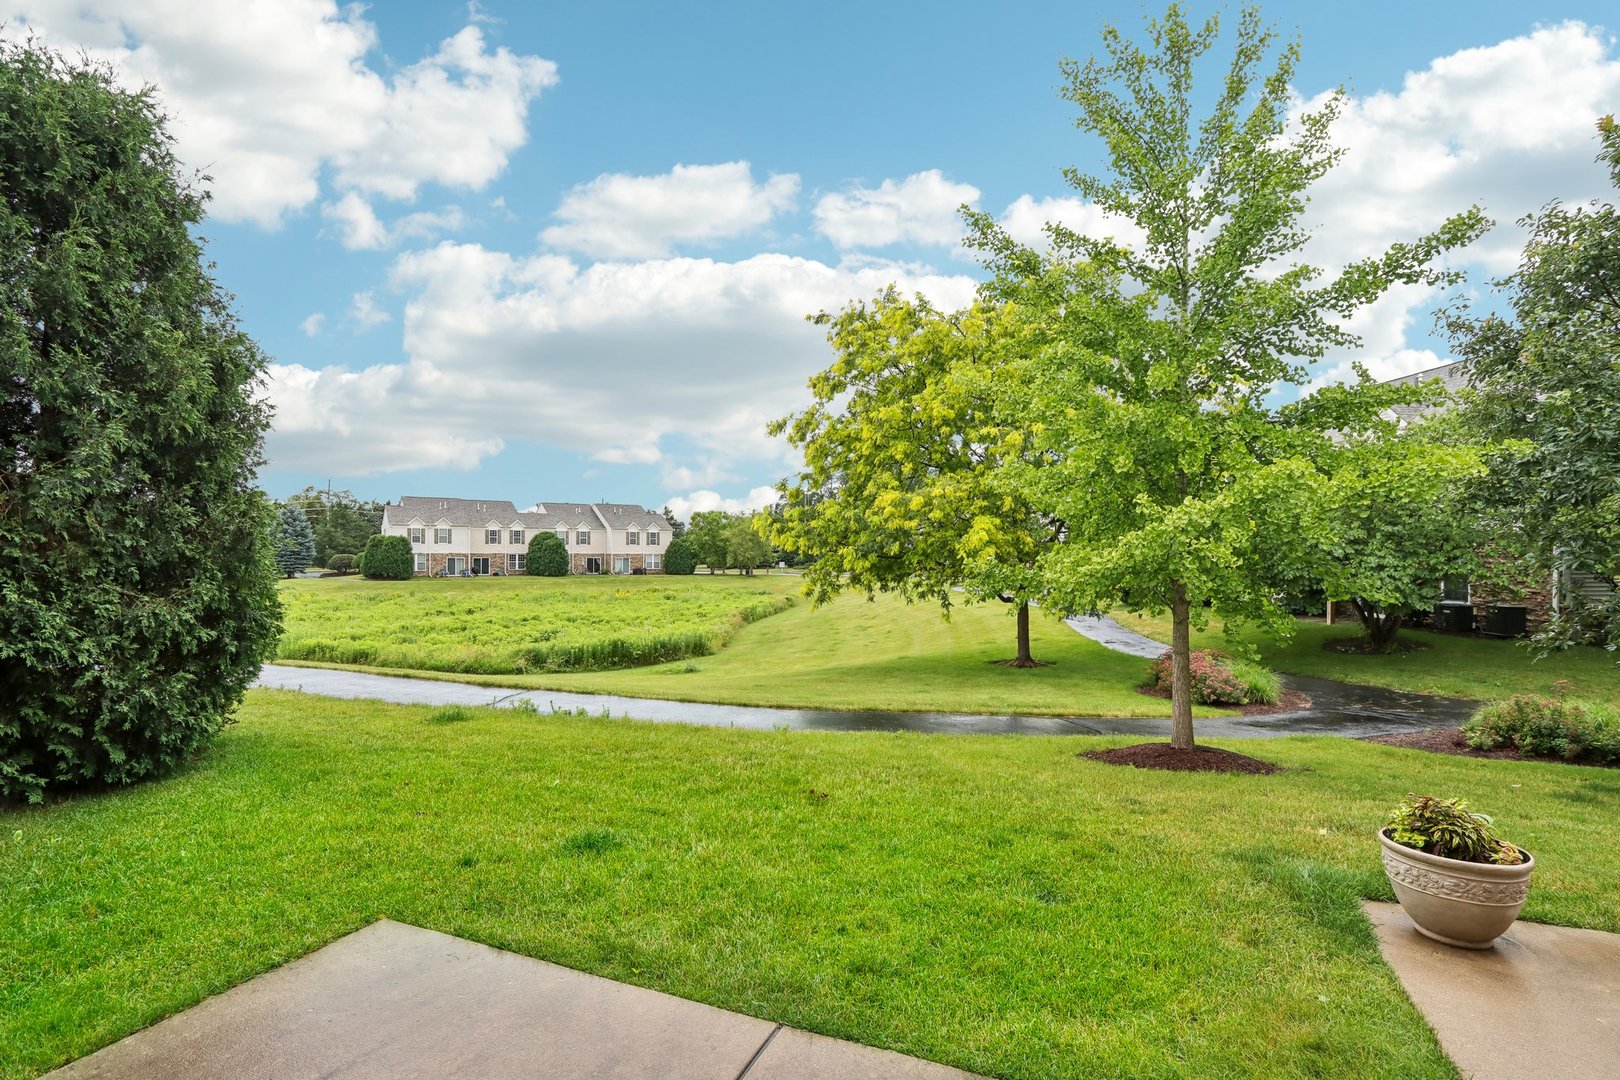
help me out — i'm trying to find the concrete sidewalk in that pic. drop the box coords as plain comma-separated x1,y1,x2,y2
1365,902,1620,1080
45,920,983,1079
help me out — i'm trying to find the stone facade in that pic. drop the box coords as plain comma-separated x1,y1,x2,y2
569,552,661,575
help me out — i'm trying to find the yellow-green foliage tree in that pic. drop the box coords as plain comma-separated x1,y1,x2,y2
768,290,1061,666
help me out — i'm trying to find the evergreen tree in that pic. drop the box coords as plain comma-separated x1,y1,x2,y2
274,504,317,577
0,41,281,801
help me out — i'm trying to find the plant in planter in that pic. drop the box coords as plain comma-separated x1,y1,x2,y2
1379,794,1534,949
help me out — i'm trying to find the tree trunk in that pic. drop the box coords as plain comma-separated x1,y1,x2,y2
1169,583,1195,750
1353,599,1403,651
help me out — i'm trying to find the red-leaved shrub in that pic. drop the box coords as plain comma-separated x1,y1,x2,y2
1149,649,1252,705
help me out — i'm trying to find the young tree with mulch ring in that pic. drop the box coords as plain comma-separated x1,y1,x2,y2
966,4,1485,749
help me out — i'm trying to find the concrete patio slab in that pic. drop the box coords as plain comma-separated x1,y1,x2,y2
746,1027,983,1079
44,920,985,1080
1365,901,1620,1080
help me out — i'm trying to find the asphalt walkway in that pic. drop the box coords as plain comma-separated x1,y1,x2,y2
254,662,1453,739
45,920,983,1079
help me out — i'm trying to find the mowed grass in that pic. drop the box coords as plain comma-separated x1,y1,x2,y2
5,693,1619,1079
1114,612,1620,702
275,574,794,674
285,584,1221,718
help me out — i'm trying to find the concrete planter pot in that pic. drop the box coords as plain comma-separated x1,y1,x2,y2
1378,828,1534,949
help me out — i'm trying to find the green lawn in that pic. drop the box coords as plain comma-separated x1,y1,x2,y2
5,692,1618,1079
275,574,794,674
1113,612,1620,702
282,581,1221,718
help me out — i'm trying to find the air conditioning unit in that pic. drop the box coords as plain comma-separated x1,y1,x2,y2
1434,601,1475,633
1481,605,1528,639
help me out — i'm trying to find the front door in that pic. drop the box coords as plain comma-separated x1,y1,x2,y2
446,557,465,576
472,557,490,576
585,557,602,574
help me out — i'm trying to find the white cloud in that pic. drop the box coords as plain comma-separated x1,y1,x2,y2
663,487,779,521
322,193,389,250
349,291,391,330
1292,21,1620,390
323,193,467,250
264,246,978,475
300,313,325,337
1296,21,1620,277
541,162,800,260
4,4,556,227
997,195,1148,252
814,170,981,249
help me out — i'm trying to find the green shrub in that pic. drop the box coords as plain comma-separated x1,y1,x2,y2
1227,660,1282,705
1385,793,1526,865
359,535,414,580
1465,695,1620,763
526,531,569,576
0,41,281,802
663,536,698,575
327,554,357,574
1149,649,1277,705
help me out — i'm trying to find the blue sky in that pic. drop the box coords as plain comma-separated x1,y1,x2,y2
8,2,1619,516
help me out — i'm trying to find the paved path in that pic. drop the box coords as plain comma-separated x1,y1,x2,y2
255,663,1442,739
45,920,981,1079
1063,615,1168,658
1365,902,1620,1080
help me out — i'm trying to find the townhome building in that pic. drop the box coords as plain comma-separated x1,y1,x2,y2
380,497,670,576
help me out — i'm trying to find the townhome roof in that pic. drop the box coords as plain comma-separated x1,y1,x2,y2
383,497,669,531
1383,360,1471,424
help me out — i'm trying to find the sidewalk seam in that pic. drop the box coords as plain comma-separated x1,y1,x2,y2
735,1023,784,1079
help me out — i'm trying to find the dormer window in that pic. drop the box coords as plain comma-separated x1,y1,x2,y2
510,529,524,545
486,528,500,545
626,530,639,545
577,529,591,545
647,529,660,547
434,527,452,544
409,527,425,544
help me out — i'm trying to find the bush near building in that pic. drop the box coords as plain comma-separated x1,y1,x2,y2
526,531,569,576
359,535,413,580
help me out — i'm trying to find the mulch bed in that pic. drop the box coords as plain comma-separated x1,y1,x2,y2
1322,637,1431,655
1134,684,1312,716
1363,727,1619,769
1081,743,1280,774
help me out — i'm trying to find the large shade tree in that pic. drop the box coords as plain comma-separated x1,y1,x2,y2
966,4,1485,746
0,41,281,800
768,291,1061,665
1449,116,1620,649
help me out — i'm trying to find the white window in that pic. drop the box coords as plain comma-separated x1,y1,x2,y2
646,554,662,571
647,529,660,547
614,556,630,574
507,553,526,572
486,528,500,545
626,530,640,545
414,553,428,572
556,526,567,543
434,527,451,544
409,527,425,544
510,529,524,545
577,529,591,545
